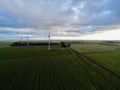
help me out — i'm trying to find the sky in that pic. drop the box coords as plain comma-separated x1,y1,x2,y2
0,0,120,40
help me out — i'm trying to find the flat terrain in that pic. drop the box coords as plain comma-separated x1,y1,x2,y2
71,43,120,53
0,46,117,90
0,41,12,48
85,52,120,76
71,43,120,87
72,44,120,76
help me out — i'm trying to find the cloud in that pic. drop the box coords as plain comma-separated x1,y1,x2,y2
0,0,120,40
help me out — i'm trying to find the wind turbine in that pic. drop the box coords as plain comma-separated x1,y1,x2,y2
48,31,51,50
27,37,29,46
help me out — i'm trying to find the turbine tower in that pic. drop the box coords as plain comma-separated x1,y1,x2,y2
27,37,29,46
48,31,51,50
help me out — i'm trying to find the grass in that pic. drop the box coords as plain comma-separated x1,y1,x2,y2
0,46,117,90
85,52,120,76
0,41,12,48
71,43,120,53
71,43,120,77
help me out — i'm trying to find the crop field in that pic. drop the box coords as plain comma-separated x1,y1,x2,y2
0,41,12,48
71,43,120,53
72,44,120,76
71,43,120,88
0,46,118,90
85,52,120,76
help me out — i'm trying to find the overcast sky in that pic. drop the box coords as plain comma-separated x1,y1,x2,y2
0,0,120,40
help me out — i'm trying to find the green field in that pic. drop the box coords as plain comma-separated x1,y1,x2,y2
71,43,120,53
85,52,120,76
71,43,120,82
0,41,12,48
0,46,117,90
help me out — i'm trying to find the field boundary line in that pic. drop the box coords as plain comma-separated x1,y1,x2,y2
68,48,120,90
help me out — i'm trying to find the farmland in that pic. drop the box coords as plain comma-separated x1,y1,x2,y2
71,43,120,53
71,42,120,89
0,46,118,90
0,40,13,48
85,52,120,76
